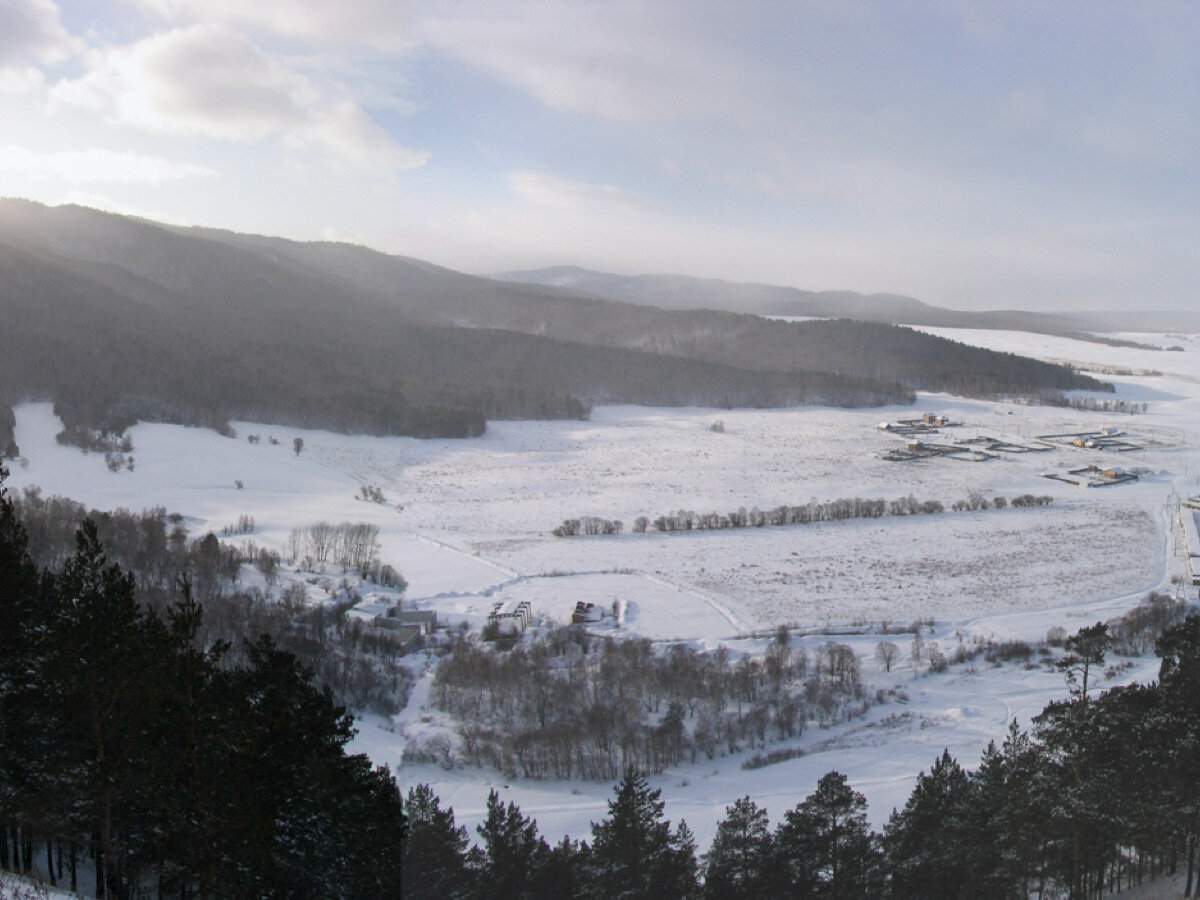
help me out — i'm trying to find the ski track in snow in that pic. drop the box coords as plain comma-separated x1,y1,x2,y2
7,325,1200,850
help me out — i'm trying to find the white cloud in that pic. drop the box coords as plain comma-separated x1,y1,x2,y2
132,0,413,49
413,2,763,123
49,24,428,171
0,66,46,95
508,171,644,210
0,0,78,68
0,144,216,184
52,25,313,140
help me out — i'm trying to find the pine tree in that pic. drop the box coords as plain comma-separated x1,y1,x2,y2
1157,616,1200,895
0,496,408,894
475,789,547,899
1157,615,1200,705
702,796,773,898
1034,676,1167,897
885,750,976,899
532,835,589,899
970,723,1052,898
224,634,374,895
0,465,45,875
589,768,697,898
775,771,882,897
401,784,473,899
129,583,237,895
43,519,168,896
1056,622,1110,704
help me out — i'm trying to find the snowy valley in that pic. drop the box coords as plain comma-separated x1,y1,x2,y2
5,325,1199,862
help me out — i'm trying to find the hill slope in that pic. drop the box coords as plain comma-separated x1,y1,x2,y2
0,199,1108,443
171,225,1106,397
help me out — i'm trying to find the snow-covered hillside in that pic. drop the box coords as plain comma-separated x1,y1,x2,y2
6,327,1200,851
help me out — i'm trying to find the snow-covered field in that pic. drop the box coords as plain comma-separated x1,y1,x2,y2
6,326,1200,854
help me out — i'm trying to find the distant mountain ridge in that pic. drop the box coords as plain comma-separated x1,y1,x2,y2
493,266,1098,333
0,199,1109,445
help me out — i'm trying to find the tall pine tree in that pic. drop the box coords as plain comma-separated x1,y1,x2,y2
702,795,773,898
885,750,975,899
774,771,882,897
588,768,697,899
400,783,474,899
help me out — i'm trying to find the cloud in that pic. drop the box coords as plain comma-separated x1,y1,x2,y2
508,171,644,210
50,24,428,171
132,0,413,49
0,67,47,95
52,25,313,140
0,0,78,68
413,2,762,123
0,144,216,184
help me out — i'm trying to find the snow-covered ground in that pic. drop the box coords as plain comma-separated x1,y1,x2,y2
0,869,83,898
6,326,1200,852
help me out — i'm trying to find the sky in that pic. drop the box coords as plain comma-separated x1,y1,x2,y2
1,0,1197,312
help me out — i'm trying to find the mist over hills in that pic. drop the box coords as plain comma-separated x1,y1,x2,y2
0,199,1109,446
497,266,1200,335
494,266,1107,333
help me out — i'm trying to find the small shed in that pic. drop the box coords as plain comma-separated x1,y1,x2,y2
572,602,605,624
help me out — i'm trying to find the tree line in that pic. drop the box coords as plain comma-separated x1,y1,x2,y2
0,469,404,897
418,626,881,780
286,521,383,571
1052,396,1149,416
403,616,1200,898
8,485,414,719
553,492,1054,537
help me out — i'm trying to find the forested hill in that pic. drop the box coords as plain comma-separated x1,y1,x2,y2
494,265,1097,333
0,199,1107,443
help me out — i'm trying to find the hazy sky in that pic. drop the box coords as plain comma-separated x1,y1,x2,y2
2,1,1197,311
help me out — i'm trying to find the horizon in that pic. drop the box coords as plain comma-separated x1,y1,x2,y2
8,194,1200,327
2,2,1197,313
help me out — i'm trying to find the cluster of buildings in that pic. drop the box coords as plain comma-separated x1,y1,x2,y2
1043,464,1141,488
1038,427,1144,453
877,412,957,436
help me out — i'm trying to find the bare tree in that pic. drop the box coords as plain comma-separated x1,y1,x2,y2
875,641,899,672
308,521,335,563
